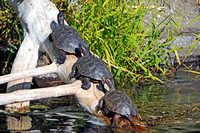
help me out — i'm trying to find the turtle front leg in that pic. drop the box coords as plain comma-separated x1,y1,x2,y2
81,77,91,90
127,115,136,129
110,114,121,128
57,50,66,64
100,80,108,93
136,113,142,121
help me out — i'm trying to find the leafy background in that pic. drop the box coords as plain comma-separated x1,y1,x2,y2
0,0,199,83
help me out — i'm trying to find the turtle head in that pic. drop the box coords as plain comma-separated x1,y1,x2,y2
57,11,65,25
50,20,58,31
79,43,92,57
75,48,82,58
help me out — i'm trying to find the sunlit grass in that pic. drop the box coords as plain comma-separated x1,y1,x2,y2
65,0,183,82
0,0,199,82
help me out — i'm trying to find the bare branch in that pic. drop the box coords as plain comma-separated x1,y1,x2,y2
0,63,58,85
0,81,82,106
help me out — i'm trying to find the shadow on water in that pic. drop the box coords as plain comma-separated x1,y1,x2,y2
0,70,200,133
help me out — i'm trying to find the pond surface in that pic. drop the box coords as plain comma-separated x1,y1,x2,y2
0,70,200,133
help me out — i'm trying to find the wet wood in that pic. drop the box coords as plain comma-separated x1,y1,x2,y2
7,115,32,132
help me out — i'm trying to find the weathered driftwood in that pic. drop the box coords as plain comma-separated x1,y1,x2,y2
6,0,77,111
0,63,58,85
0,54,78,85
0,81,105,114
0,81,81,106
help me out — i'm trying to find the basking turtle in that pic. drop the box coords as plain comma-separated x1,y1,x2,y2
69,56,115,92
50,11,91,63
96,90,142,129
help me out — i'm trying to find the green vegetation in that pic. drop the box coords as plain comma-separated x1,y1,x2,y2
0,0,199,83
0,0,23,74
62,0,200,82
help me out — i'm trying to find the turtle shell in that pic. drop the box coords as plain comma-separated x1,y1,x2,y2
75,56,113,81
101,90,138,117
51,25,88,54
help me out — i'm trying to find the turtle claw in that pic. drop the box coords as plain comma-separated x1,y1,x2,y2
81,83,91,90
136,113,142,121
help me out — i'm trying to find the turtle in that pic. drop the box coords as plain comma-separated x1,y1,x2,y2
96,90,142,129
69,56,115,92
50,11,91,64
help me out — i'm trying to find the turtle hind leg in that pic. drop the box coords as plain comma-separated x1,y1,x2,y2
110,114,121,128
127,115,136,130
57,50,66,64
69,62,77,79
105,78,115,91
81,77,91,90
96,84,107,94
49,33,53,42
79,43,92,56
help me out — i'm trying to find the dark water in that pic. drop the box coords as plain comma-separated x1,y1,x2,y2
0,70,200,133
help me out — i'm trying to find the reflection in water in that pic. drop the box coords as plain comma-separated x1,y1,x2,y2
7,115,31,133
0,71,200,132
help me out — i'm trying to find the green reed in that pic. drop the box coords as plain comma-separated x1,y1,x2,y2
1,0,199,82
66,0,182,82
